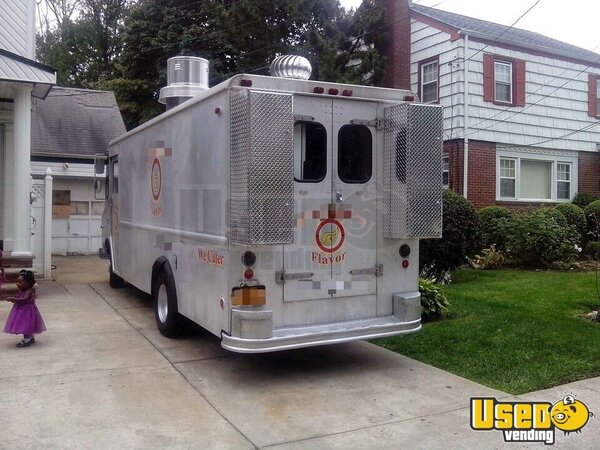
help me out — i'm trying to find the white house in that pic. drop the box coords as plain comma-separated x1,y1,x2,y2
0,0,56,260
30,87,126,255
380,0,600,208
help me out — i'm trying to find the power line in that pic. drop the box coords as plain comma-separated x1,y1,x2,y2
464,0,543,63
466,44,600,131
465,53,600,138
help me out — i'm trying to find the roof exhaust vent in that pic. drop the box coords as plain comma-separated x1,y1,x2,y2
159,56,209,110
269,55,312,80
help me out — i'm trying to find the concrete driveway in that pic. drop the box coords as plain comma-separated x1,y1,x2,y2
1,256,598,449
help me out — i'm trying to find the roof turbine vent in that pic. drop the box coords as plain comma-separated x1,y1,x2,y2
269,55,312,80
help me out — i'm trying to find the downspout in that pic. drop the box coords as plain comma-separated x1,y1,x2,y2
463,33,469,199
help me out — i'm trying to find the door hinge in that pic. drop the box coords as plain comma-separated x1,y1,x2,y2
294,114,315,122
349,263,383,277
276,270,314,284
350,119,383,130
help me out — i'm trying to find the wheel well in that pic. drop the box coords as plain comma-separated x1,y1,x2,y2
151,257,171,296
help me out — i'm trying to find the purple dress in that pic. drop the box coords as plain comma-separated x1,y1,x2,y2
4,289,46,335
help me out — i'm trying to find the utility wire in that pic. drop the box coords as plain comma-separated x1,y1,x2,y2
466,44,600,131
464,0,543,63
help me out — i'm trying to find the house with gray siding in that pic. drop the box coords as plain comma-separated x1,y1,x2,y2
380,0,600,208
31,87,126,255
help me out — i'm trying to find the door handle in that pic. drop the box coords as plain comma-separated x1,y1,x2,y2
336,191,343,202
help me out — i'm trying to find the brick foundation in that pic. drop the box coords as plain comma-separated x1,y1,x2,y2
578,152,600,197
445,141,600,209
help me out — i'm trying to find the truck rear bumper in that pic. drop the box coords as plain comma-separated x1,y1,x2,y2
221,316,421,353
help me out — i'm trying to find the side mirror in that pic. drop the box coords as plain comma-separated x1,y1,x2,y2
94,154,106,174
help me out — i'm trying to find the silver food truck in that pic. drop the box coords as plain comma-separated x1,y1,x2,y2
99,55,443,353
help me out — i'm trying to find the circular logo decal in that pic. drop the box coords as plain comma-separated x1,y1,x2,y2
315,219,345,253
151,158,161,201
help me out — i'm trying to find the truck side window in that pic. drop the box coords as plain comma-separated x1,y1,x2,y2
338,125,372,183
111,159,119,193
294,121,327,182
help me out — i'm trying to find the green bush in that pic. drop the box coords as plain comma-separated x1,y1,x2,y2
585,241,600,260
478,206,515,251
420,189,480,281
419,277,449,321
584,200,600,242
572,192,598,209
473,245,506,269
554,203,586,243
507,208,579,266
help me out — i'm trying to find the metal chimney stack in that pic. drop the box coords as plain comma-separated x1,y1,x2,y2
159,56,209,110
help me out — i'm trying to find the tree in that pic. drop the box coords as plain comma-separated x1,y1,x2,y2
37,0,387,128
115,0,386,127
36,0,131,86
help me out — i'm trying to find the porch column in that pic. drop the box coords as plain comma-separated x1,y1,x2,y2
11,84,33,256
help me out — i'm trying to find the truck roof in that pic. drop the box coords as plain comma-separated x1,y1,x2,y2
109,74,419,147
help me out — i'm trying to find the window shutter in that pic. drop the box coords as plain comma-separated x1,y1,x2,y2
514,59,526,107
589,74,598,118
483,54,494,102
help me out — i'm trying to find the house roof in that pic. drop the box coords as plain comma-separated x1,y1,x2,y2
411,4,600,65
31,87,126,158
0,48,56,99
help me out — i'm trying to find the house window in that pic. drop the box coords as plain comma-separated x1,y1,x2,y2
497,153,576,202
557,163,571,200
483,54,526,107
520,160,551,199
419,59,438,103
591,74,600,118
596,80,600,114
494,61,512,103
442,154,449,187
499,158,516,198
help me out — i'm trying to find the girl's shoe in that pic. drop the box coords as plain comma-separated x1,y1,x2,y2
17,337,35,348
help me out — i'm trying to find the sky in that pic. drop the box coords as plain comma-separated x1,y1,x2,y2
340,0,600,52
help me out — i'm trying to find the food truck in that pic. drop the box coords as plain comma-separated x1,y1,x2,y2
100,55,443,353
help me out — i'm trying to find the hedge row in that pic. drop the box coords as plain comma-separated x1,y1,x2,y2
420,191,600,279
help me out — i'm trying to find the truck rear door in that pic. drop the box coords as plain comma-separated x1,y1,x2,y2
331,99,378,299
282,96,378,303
283,96,333,301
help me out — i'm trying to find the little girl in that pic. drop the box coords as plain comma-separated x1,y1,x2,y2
4,270,46,347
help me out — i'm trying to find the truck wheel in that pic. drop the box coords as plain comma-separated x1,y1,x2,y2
153,268,180,337
109,260,125,288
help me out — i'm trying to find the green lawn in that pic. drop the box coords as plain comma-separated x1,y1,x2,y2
374,269,600,395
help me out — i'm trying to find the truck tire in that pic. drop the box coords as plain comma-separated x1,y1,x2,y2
109,260,125,288
153,268,180,337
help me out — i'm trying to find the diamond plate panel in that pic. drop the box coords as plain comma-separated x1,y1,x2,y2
384,103,443,238
230,90,251,245
230,90,294,245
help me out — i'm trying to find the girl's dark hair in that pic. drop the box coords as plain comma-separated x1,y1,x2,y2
19,270,35,286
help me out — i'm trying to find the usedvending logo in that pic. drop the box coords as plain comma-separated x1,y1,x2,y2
470,395,593,445
315,219,345,253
